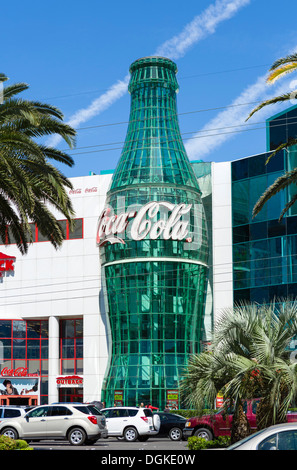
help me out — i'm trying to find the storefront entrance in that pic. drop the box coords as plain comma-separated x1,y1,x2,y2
0,396,38,406
58,387,83,403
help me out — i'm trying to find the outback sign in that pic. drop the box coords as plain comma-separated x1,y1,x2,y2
0,252,16,277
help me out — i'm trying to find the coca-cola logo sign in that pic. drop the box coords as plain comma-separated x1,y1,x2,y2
85,187,98,193
1,367,38,377
68,187,98,195
96,201,192,247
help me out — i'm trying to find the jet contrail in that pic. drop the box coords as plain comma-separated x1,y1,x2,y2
155,0,251,59
48,74,130,148
185,48,297,160
47,0,251,147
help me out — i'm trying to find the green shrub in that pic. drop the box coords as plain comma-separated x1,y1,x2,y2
187,435,231,450
15,439,33,450
0,436,33,451
0,435,17,450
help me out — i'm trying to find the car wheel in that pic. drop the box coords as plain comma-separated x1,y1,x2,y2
194,427,213,441
138,435,149,442
2,427,19,440
68,427,87,446
169,427,182,441
124,427,138,442
116,436,125,441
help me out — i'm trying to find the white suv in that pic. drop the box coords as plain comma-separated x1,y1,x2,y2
0,403,108,446
0,406,34,423
101,407,160,442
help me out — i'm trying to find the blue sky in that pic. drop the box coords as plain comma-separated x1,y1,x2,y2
2,0,297,178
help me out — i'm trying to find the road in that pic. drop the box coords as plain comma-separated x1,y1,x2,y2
31,436,189,451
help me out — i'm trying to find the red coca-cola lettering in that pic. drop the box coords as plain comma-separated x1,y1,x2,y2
85,187,98,193
69,189,82,195
1,367,29,377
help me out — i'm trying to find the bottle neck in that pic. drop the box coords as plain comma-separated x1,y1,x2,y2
109,60,200,192
126,82,181,151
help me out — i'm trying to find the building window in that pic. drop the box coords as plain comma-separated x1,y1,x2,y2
36,219,83,242
0,219,83,245
59,319,83,375
0,319,48,404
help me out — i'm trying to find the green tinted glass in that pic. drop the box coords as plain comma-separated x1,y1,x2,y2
100,57,209,409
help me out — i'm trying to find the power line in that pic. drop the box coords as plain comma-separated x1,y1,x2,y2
59,125,283,157
0,251,297,302
0,265,295,307
40,63,270,101
62,115,297,155
71,100,266,132
57,114,297,157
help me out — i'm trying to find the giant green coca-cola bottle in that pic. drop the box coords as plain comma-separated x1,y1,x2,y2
98,57,208,408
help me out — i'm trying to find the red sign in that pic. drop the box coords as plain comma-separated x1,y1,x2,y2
1,367,38,377
166,390,179,408
114,390,123,406
56,375,83,387
216,392,224,409
0,252,15,277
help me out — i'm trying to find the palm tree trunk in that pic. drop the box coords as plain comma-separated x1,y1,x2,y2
231,403,251,444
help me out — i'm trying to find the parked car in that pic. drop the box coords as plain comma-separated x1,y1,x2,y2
101,406,160,442
228,422,297,450
0,405,34,423
0,403,108,445
155,412,187,441
183,399,297,441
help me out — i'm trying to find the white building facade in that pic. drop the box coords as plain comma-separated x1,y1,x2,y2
0,173,114,405
0,163,235,406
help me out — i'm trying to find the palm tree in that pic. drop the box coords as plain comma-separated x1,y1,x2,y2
247,53,297,119
181,299,297,442
0,74,76,253
246,54,297,220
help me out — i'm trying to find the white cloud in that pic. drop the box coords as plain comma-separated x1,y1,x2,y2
48,74,130,148
155,0,251,60
185,67,297,160
47,0,251,148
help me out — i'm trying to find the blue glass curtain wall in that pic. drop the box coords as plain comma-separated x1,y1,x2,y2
232,149,297,304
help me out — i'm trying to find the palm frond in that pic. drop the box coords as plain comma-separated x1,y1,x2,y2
28,101,64,120
3,83,29,100
0,74,77,253
252,168,297,218
246,93,291,121
278,192,297,220
270,54,297,71
264,141,296,166
0,74,8,83
267,63,297,84
0,98,41,125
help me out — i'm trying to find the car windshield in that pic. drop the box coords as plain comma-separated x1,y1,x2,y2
227,429,267,450
171,414,186,421
86,406,102,415
26,406,48,418
74,406,102,416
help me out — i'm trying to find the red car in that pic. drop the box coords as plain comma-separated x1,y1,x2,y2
183,399,297,441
